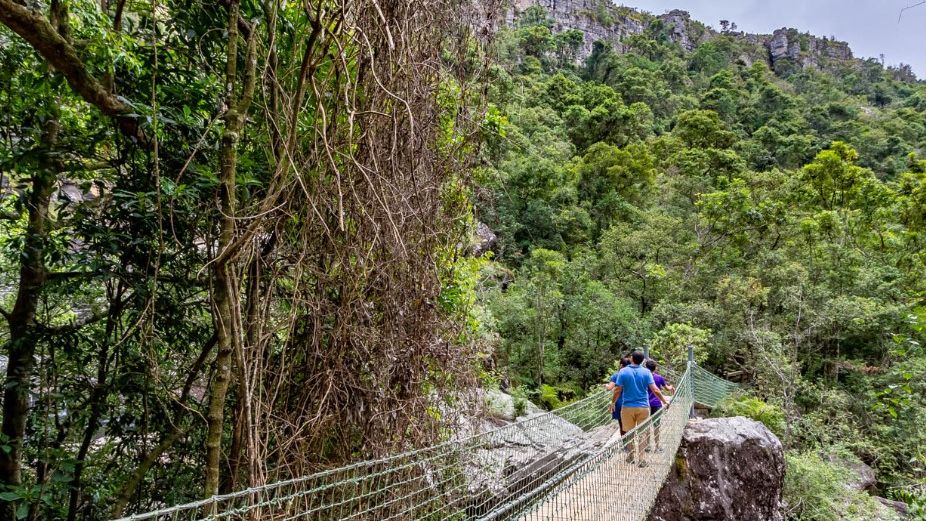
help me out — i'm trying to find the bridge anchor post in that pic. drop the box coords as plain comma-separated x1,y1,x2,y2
687,344,695,419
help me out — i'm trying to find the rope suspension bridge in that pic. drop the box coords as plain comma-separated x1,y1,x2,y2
115,358,737,521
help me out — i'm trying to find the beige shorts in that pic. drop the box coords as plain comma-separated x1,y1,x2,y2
620,406,650,432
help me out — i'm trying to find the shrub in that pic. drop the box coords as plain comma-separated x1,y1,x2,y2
539,384,563,410
713,393,786,437
784,451,897,521
510,387,530,417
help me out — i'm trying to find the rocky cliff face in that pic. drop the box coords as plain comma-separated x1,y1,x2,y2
763,27,853,72
507,0,857,74
508,0,647,58
648,417,786,521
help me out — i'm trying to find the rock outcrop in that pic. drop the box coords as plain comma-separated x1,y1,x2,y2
829,455,877,492
471,221,498,257
483,388,542,420
876,496,909,518
508,0,647,59
765,28,852,72
660,9,706,52
648,417,785,521
505,1,865,77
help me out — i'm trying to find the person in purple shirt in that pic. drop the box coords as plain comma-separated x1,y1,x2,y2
645,359,675,414
645,359,675,451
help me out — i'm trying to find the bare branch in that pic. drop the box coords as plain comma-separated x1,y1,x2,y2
899,1,926,21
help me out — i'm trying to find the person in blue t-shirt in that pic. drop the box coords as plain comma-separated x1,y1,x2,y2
606,356,631,434
610,351,669,466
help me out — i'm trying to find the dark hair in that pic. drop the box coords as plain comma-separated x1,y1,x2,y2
619,356,631,368
645,359,657,372
631,351,645,365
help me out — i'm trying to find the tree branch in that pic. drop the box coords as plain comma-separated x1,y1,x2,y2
899,1,926,21
0,0,149,145
45,270,103,283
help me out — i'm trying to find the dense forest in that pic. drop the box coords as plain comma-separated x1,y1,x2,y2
0,0,493,518
0,0,925,520
475,5,926,519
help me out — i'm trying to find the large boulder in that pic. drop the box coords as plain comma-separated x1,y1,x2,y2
649,417,785,521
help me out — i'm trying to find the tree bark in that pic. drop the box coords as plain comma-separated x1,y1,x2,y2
203,0,257,497
0,113,58,519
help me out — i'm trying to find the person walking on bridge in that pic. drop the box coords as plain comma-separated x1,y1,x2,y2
645,358,674,451
610,351,669,466
606,356,632,434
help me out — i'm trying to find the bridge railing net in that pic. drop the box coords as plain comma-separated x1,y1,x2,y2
114,364,734,521
507,367,695,521
691,365,739,408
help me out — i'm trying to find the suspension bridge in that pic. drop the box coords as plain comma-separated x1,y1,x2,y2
114,359,737,521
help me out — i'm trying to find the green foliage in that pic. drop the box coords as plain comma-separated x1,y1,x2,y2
649,323,710,367
714,394,786,437
510,387,530,417
889,488,926,519
785,452,898,521
539,384,563,410
673,109,736,149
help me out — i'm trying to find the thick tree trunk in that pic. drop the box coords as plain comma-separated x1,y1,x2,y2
0,0,150,145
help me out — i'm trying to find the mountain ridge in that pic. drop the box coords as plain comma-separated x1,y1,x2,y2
507,0,917,81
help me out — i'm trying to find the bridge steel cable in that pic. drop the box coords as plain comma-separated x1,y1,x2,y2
113,358,737,521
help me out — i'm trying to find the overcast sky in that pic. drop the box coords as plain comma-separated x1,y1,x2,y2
620,0,926,78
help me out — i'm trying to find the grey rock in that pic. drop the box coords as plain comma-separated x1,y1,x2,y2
765,28,852,71
60,182,84,203
502,1,860,76
508,0,647,60
464,417,617,516
660,10,701,52
828,455,877,492
649,417,785,521
875,496,909,518
471,221,498,257
483,388,541,421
